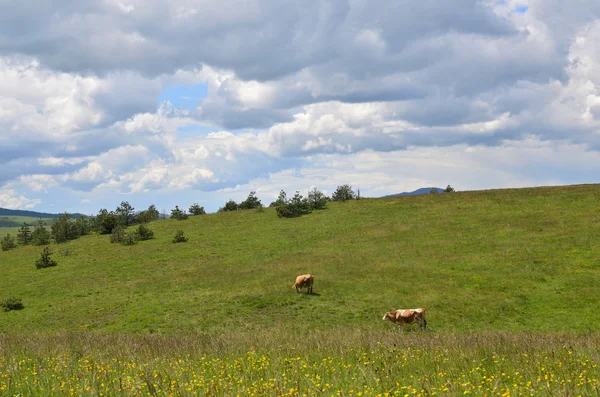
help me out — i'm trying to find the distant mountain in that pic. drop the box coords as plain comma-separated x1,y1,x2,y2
381,187,445,198
0,207,85,219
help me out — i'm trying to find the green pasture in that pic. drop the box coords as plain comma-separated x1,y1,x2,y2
1,184,599,334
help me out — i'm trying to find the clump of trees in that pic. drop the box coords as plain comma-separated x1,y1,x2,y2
331,184,356,202
189,203,206,215
35,247,57,269
274,188,329,218
239,191,262,210
51,213,91,243
444,185,455,193
136,205,160,224
218,192,263,212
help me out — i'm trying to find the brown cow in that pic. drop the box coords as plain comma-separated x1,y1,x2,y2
293,274,314,294
382,308,427,330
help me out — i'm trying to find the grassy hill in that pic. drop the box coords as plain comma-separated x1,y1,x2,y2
1,184,600,335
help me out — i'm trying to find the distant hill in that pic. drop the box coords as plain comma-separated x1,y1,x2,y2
381,187,445,198
0,207,84,219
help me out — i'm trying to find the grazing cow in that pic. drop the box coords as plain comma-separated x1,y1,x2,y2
293,274,314,294
382,308,427,330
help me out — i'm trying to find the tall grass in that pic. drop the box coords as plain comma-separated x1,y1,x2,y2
1,331,599,395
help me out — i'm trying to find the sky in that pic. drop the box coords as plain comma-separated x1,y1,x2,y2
1,0,600,215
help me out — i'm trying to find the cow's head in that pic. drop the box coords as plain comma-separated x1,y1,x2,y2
382,312,395,321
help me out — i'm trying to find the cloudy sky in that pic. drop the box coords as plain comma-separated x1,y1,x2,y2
1,0,600,214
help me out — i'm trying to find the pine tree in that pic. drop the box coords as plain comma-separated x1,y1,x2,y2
31,220,51,246
16,222,31,245
35,247,58,269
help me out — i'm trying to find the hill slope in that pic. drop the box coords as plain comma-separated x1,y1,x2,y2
1,184,599,334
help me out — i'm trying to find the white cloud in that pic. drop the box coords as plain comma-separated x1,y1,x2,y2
0,189,41,209
0,1,599,213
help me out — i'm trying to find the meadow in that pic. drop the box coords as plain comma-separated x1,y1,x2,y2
0,215,54,235
1,184,600,395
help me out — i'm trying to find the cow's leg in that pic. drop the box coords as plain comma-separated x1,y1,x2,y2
296,286,300,293
308,285,312,294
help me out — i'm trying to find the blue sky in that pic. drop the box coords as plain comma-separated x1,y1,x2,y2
1,0,600,214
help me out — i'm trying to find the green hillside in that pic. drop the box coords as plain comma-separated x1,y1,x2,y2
1,184,599,334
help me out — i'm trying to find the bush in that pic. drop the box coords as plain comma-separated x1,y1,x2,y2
172,230,188,243
1,234,17,251
445,185,455,193
110,225,126,244
1,297,24,312
135,224,154,241
121,232,138,246
35,247,58,269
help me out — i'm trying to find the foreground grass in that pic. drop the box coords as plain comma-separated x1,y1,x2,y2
1,331,599,396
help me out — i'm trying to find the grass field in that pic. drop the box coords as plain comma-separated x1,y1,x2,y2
0,215,55,235
1,184,600,395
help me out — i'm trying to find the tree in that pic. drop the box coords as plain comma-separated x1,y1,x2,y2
1,234,17,251
429,187,439,194
171,206,188,220
331,184,356,202
35,247,57,269
219,200,239,212
189,203,206,215
51,213,77,243
136,204,160,224
276,191,312,218
73,216,91,237
116,201,135,226
444,185,455,193
269,190,287,207
31,220,51,246
16,222,31,245
307,187,328,210
239,191,262,210
95,209,121,234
